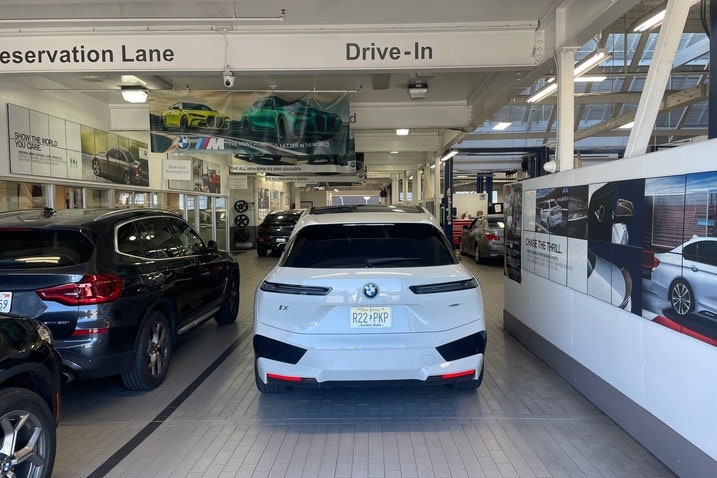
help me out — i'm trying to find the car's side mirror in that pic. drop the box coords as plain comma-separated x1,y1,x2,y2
206,240,219,252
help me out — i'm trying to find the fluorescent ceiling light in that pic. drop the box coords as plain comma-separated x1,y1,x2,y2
121,86,148,103
619,121,634,129
440,150,458,162
390,151,399,154
396,128,409,136
526,50,610,103
574,75,607,82
574,49,611,77
633,0,699,32
492,122,512,131
526,82,558,103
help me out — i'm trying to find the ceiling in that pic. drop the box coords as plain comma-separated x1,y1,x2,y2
0,0,710,187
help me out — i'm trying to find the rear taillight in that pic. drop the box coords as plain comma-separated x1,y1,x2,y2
652,257,660,269
486,233,501,242
36,274,123,306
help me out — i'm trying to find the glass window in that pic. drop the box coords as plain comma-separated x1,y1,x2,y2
0,181,47,211
167,217,205,255
0,229,91,267
282,223,456,269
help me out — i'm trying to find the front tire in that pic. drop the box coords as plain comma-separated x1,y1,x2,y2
257,245,268,257
91,159,101,176
122,171,131,185
669,279,694,317
0,388,56,478
215,273,239,325
121,310,172,391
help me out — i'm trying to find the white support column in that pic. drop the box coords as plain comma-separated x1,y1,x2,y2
402,171,409,204
433,156,441,215
624,0,692,158
556,47,576,171
391,174,400,205
413,166,422,205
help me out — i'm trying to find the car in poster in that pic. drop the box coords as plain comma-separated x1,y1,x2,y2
158,102,231,131
241,95,343,144
538,199,562,228
91,146,144,185
649,236,717,319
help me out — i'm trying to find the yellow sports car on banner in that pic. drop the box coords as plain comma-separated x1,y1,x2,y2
158,102,231,132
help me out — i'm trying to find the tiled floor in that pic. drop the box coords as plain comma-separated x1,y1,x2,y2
53,252,675,477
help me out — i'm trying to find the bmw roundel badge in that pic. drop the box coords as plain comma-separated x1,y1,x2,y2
363,283,378,298
177,135,191,150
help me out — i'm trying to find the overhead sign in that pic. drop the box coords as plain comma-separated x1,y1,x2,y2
0,28,539,73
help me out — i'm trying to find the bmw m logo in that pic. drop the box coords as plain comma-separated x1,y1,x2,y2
177,135,190,150
363,283,378,298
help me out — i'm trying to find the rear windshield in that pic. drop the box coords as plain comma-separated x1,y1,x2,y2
280,223,456,268
263,212,302,224
0,229,93,268
487,218,505,228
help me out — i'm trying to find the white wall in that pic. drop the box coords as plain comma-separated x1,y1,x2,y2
505,141,717,463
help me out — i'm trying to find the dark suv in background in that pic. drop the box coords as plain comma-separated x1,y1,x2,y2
0,208,240,390
0,313,62,478
256,209,305,256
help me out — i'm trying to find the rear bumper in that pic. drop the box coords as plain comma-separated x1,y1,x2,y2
254,327,486,387
57,346,135,380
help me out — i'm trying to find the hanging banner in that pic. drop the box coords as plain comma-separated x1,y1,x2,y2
149,91,350,160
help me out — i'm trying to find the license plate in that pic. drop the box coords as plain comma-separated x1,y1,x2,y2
0,292,11,313
350,306,392,328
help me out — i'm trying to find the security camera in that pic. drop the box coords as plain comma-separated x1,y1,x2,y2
223,68,234,88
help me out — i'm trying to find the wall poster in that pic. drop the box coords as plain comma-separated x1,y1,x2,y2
8,103,149,187
522,172,717,347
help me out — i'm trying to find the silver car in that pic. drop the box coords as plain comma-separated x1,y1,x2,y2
649,236,717,318
459,214,505,263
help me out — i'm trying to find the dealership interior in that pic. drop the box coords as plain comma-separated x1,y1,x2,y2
0,1,715,477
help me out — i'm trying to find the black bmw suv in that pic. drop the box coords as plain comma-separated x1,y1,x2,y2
256,209,305,256
0,208,240,390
